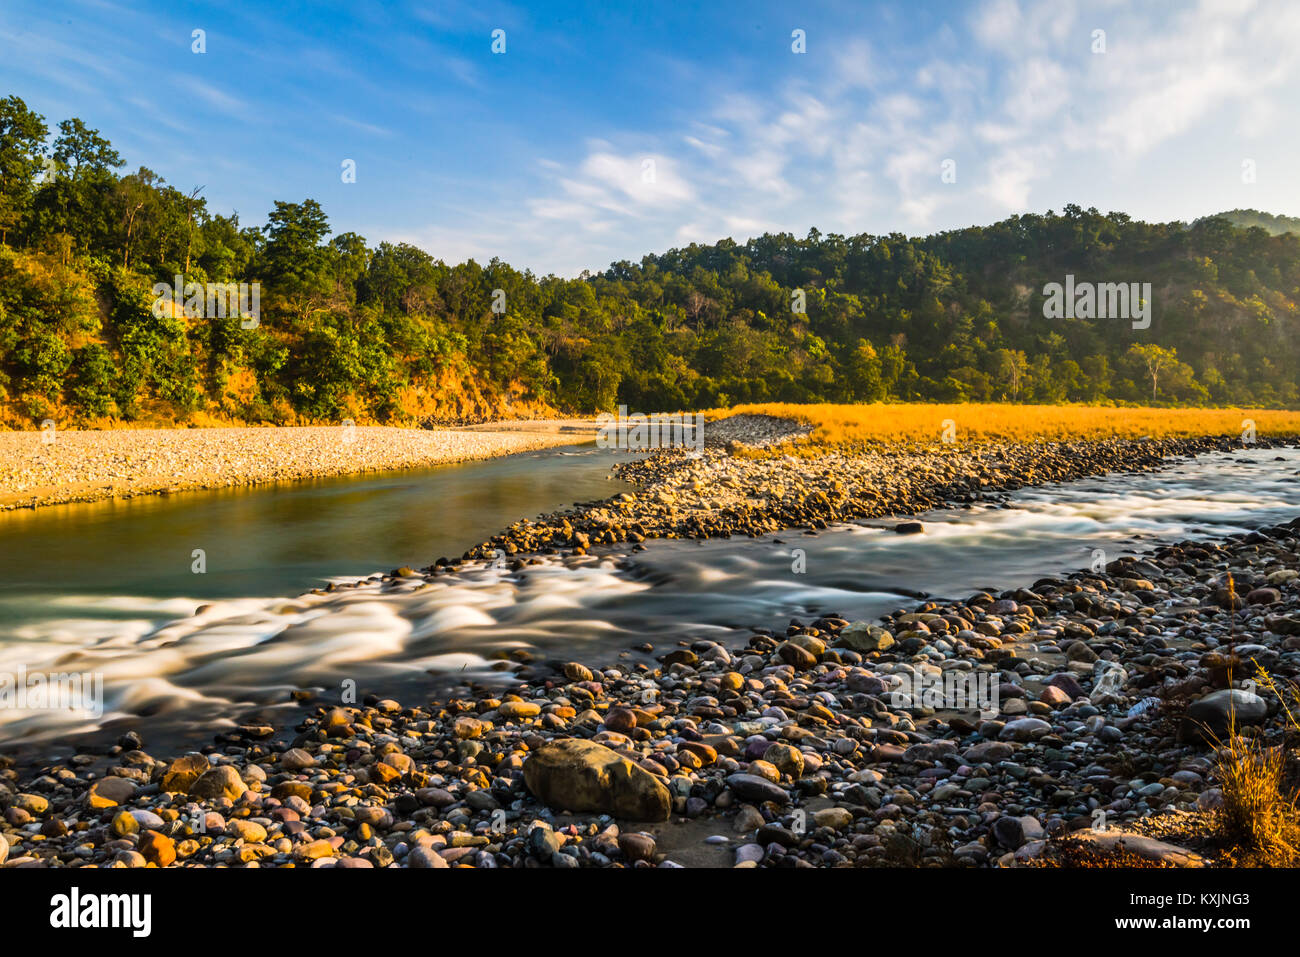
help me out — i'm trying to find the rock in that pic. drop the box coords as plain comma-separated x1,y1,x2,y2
777,641,817,670
354,805,394,827
839,622,894,652
992,815,1025,848
271,781,312,802
1064,641,1098,663
294,839,337,862
498,700,541,720
229,819,267,843
0,833,7,866
130,809,165,830
735,843,765,865
725,773,791,805
280,748,317,771
86,776,137,809
13,790,47,816
1185,688,1268,736
564,662,594,682
523,739,672,821
407,846,449,868
1038,686,1071,708
762,743,805,778
139,830,177,867
323,707,354,734
1047,673,1085,699
111,810,139,837
618,832,657,861
1245,588,1281,605
453,717,484,739
603,708,637,733
1197,788,1224,811
678,741,717,765
161,753,210,793
813,807,854,830
895,522,924,535
188,765,247,801
999,717,1052,742
733,805,765,832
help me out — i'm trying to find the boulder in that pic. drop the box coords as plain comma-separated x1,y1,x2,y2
523,739,671,821
188,765,247,801
838,622,894,652
1184,688,1268,739
160,753,210,793
86,776,137,809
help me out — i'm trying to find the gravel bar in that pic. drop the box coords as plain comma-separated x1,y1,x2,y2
0,425,598,511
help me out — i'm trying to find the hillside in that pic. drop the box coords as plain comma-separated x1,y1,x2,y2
1205,208,1300,236
1,94,1299,427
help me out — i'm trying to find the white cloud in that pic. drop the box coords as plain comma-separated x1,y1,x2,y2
400,0,1300,274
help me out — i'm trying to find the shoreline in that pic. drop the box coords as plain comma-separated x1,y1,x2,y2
456,431,1298,564
2,432,1298,867
0,422,600,512
3,502,1296,868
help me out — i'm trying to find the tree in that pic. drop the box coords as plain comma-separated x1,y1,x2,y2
0,96,49,244
1124,343,1178,402
994,348,1028,400
51,118,124,173
846,339,884,401
260,199,332,322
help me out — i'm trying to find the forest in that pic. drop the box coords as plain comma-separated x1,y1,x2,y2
1,94,1297,427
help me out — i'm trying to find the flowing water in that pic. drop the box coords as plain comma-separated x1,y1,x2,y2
1,445,1297,760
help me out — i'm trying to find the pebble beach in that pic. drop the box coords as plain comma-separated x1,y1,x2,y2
0,423,598,511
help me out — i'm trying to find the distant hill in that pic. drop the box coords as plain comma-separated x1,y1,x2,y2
1202,209,1300,235
4,94,1300,424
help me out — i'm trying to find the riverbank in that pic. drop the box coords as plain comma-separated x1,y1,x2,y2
3,500,1297,868
0,423,600,512
459,431,1297,562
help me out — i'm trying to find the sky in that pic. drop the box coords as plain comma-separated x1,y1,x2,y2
3,0,1300,276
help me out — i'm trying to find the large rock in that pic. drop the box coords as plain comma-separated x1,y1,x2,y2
838,622,894,652
161,753,210,793
725,773,792,805
188,765,247,801
523,739,671,821
1184,688,1268,739
86,776,137,809
998,717,1052,741
139,830,177,867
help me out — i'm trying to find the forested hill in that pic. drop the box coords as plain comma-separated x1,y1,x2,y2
1,94,1298,427
1205,209,1300,236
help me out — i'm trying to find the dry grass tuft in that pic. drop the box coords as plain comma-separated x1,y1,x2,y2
1209,664,1300,867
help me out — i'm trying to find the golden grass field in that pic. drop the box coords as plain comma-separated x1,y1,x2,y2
709,402,1300,448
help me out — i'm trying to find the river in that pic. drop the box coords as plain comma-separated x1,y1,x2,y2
0,445,1296,761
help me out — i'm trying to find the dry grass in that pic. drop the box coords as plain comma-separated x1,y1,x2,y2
705,402,1300,449
1212,733,1300,866
1209,663,1300,867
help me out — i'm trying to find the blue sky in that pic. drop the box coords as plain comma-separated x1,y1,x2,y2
3,0,1300,275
